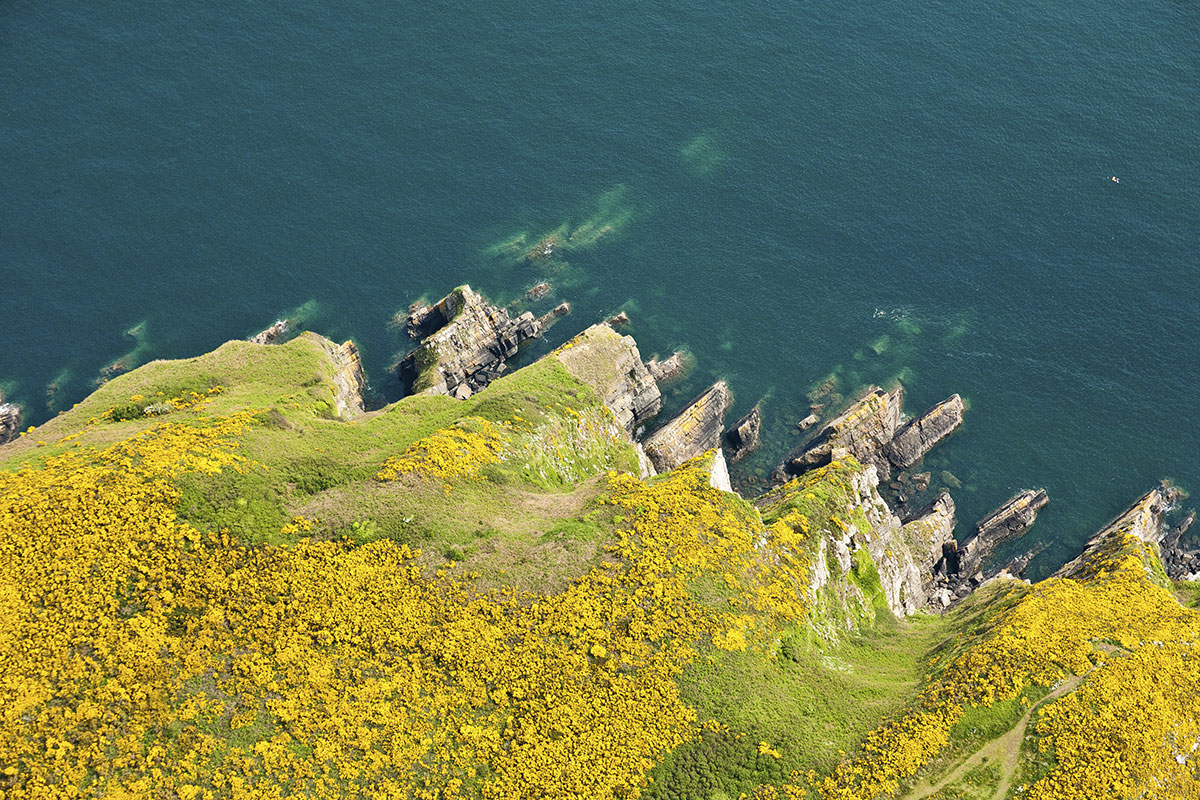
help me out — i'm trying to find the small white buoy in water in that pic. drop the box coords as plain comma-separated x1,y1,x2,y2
1111,176,1120,183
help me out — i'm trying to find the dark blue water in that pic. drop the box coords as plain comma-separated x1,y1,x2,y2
3,1,1198,576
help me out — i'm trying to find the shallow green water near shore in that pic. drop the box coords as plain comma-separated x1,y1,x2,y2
2,0,1198,576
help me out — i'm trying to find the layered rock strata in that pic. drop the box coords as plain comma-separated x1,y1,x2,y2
0,402,22,445
724,405,762,464
306,334,367,420
554,324,661,437
778,386,903,480
398,286,541,399
646,351,687,384
642,381,733,473
1055,484,1178,580
885,394,965,469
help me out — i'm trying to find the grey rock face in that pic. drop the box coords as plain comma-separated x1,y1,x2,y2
891,491,958,613
724,405,762,464
304,333,367,419
709,448,732,493
956,489,1049,577
398,286,542,399
0,402,22,445
642,381,733,473
885,394,965,469
249,319,290,345
781,386,903,480
1055,484,1177,580
646,351,688,384
1161,512,1200,580
555,324,662,436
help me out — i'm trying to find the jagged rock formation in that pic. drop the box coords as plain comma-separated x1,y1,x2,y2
776,386,966,484
778,386,903,480
1162,512,1200,580
305,334,367,420
555,324,661,437
931,489,1048,604
763,462,956,620
0,402,22,445
398,286,541,399
536,302,571,332
958,489,1049,577
724,405,762,464
885,394,965,469
796,413,819,431
646,351,687,384
1056,484,1179,580
642,381,733,473
249,319,290,345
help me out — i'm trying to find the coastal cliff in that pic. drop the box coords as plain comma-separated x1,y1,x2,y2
1,284,1196,800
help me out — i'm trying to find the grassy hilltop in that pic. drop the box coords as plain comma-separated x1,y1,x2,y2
1,326,1197,800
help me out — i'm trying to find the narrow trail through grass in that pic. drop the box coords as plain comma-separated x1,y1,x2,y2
902,675,1085,800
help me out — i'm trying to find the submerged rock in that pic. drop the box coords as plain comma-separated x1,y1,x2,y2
555,324,661,436
642,381,733,473
0,402,22,445
724,405,762,464
397,285,542,399
885,394,965,469
525,282,552,300
536,302,571,332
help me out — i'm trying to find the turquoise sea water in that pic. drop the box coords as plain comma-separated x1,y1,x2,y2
3,0,1198,576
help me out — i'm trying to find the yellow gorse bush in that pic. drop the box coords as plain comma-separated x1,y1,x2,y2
376,417,506,482
0,399,823,800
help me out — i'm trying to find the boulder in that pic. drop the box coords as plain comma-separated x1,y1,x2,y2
397,285,542,399
796,413,819,431
885,394,965,469
642,381,733,473
554,324,661,436
249,319,290,345
724,405,762,464
780,386,903,480
0,402,22,445
646,351,688,384
957,489,1049,577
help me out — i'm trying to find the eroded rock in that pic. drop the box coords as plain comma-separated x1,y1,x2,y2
642,381,733,473
779,386,903,480
305,333,367,419
398,285,542,399
249,319,290,345
646,351,688,384
0,402,22,445
724,405,762,464
555,324,661,436
1056,484,1179,580
957,489,1049,577
885,394,965,469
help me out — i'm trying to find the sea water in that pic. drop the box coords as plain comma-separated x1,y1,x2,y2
3,0,1198,576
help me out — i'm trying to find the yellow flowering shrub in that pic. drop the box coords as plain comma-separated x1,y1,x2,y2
376,416,506,481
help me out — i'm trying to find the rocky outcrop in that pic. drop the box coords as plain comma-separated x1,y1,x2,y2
889,491,958,613
929,489,1048,605
398,286,542,399
642,381,733,473
249,319,290,345
957,489,1049,577
0,402,22,445
796,413,819,431
555,324,661,436
536,302,571,333
304,333,367,420
779,386,903,480
885,394,965,469
709,448,732,493
1161,512,1200,580
724,405,762,464
1056,484,1179,580
646,351,688,384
